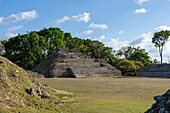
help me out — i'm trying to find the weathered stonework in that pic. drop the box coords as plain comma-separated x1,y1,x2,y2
137,64,170,78
33,49,122,78
145,89,170,113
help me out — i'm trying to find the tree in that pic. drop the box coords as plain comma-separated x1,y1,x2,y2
2,27,117,69
4,32,45,69
116,46,151,65
152,59,160,64
90,41,104,59
152,30,170,64
0,40,6,55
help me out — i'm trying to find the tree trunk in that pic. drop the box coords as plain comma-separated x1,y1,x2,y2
160,53,162,64
159,46,163,64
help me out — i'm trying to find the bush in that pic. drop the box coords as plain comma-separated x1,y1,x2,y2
134,61,144,71
115,60,144,76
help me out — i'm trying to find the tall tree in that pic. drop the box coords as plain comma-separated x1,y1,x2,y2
90,41,104,59
152,30,170,64
116,46,151,65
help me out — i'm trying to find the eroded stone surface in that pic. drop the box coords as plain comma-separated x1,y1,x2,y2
33,49,122,78
137,64,170,77
145,89,170,113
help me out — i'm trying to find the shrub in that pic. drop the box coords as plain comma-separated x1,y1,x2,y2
115,60,144,76
134,61,144,71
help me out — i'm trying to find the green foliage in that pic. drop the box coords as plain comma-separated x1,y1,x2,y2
0,40,5,55
115,60,144,76
152,59,160,64
116,46,152,66
2,27,118,69
152,30,170,64
134,61,144,71
83,40,116,64
1,27,152,72
4,32,45,69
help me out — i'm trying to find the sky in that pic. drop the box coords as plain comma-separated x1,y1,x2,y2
0,0,170,63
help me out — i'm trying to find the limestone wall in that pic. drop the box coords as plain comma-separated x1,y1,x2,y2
137,64,170,77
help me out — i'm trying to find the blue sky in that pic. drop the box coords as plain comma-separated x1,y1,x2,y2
0,0,170,62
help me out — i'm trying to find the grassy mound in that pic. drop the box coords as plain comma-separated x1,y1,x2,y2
0,56,73,113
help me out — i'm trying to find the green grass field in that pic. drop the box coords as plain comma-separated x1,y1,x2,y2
38,77,170,113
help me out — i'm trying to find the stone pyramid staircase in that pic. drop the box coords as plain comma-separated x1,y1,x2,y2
137,64,170,77
33,49,121,78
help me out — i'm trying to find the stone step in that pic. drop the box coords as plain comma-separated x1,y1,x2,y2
137,64,170,77
139,72,170,78
74,74,115,78
71,67,112,74
33,49,122,78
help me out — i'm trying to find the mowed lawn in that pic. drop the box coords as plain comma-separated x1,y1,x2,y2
38,77,170,113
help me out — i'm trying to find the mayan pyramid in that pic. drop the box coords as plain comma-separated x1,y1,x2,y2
33,49,122,78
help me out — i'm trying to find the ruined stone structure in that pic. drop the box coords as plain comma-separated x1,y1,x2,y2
145,89,170,113
137,64,170,77
33,49,121,78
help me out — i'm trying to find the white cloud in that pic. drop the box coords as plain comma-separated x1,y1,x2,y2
130,25,170,62
87,37,91,39
104,25,170,63
76,30,93,36
88,23,108,29
130,32,152,49
105,38,129,51
119,30,124,34
0,17,3,23
134,8,147,14
135,0,148,5
53,16,70,25
0,10,38,24
2,25,23,39
52,12,90,25
72,12,90,23
154,25,170,32
99,35,105,40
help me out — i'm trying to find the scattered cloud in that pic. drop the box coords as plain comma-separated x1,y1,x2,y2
105,38,129,51
86,37,91,39
105,25,170,62
88,23,108,29
119,30,124,34
134,8,147,14
53,16,70,25
99,35,105,40
2,25,23,39
130,32,152,48
134,0,148,5
76,30,93,36
52,12,90,25
130,25,170,62
0,10,38,24
72,12,90,23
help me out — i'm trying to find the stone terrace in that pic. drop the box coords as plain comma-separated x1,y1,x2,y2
137,64,170,77
33,49,121,78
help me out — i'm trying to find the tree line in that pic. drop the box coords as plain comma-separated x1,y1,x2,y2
0,27,169,76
